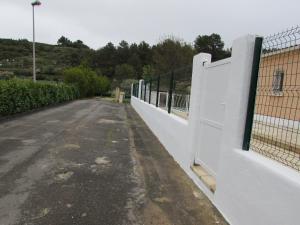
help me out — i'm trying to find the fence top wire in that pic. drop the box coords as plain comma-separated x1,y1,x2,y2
146,64,193,93
157,64,193,80
173,65,193,94
262,26,300,55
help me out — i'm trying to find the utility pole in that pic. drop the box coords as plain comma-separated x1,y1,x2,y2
31,0,41,82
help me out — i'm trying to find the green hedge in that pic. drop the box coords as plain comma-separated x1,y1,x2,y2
0,79,79,116
64,66,110,97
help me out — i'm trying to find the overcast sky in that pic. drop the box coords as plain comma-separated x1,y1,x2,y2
0,0,299,49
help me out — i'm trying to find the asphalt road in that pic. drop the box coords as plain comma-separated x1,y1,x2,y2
0,99,227,225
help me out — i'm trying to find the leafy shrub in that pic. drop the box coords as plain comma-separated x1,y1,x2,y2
115,64,136,80
0,79,79,116
96,75,110,95
64,66,110,97
120,79,137,98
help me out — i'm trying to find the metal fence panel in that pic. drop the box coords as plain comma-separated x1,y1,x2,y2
152,65,192,118
249,26,300,171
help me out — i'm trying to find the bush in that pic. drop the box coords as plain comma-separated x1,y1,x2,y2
96,75,110,95
64,66,110,97
120,79,137,98
0,79,79,116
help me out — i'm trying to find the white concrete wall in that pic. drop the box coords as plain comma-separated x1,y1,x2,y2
131,35,300,225
254,114,299,129
131,97,191,168
215,149,300,225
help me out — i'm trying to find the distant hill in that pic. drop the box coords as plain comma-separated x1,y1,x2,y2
0,34,231,83
0,38,93,81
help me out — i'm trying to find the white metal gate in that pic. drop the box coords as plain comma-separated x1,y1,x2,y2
194,59,231,177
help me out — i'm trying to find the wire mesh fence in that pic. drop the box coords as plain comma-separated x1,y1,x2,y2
132,83,139,98
135,65,192,119
171,65,192,118
249,26,300,171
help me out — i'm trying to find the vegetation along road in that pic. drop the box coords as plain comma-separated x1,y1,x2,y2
0,99,227,225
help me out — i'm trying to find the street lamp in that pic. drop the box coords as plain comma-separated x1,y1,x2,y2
31,0,42,82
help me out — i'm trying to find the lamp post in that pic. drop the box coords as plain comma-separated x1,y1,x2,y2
31,0,41,82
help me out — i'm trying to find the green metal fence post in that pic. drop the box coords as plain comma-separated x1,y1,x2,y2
242,37,263,150
136,83,138,97
144,81,147,101
156,75,160,107
149,79,152,104
133,83,135,97
168,71,174,114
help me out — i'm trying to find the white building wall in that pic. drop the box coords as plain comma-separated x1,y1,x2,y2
254,114,300,129
131,35,300,225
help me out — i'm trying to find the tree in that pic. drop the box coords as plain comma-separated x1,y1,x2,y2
95,75,110,95
142,65,155,80
127,53,142,78
194,33,231,61
64,66,90,97
115,64,136,80
64,66,110,97
72,40,89,49
92,42,116,78
152,36,194,74
116,40,130,64
69,51,82,66
57,36,89,49
138,41,153,65
57,36,72,47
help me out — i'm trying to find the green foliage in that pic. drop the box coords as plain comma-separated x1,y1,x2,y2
92,41,153,80
0,33,231,86
0,38,93,82
57,36,89,49
120,79,137,97
152,37,194,73
57,36,72,47
63,66,110,97
0,79,79,116
142,65,156,80
92,42,116,78
115,64,136,80
194,33,231,61
96,75,110,95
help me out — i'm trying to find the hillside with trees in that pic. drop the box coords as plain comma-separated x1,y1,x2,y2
0,38,92,81
0,33,231,85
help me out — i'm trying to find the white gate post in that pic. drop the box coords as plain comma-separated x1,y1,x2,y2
158,92,161,107
188,53,212,164
218,35,259,153
185,95,189,112
166,93,169,108
215,35,261,204
138,79,143,99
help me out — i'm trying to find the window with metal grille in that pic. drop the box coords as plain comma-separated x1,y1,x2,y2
272,70,284,93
